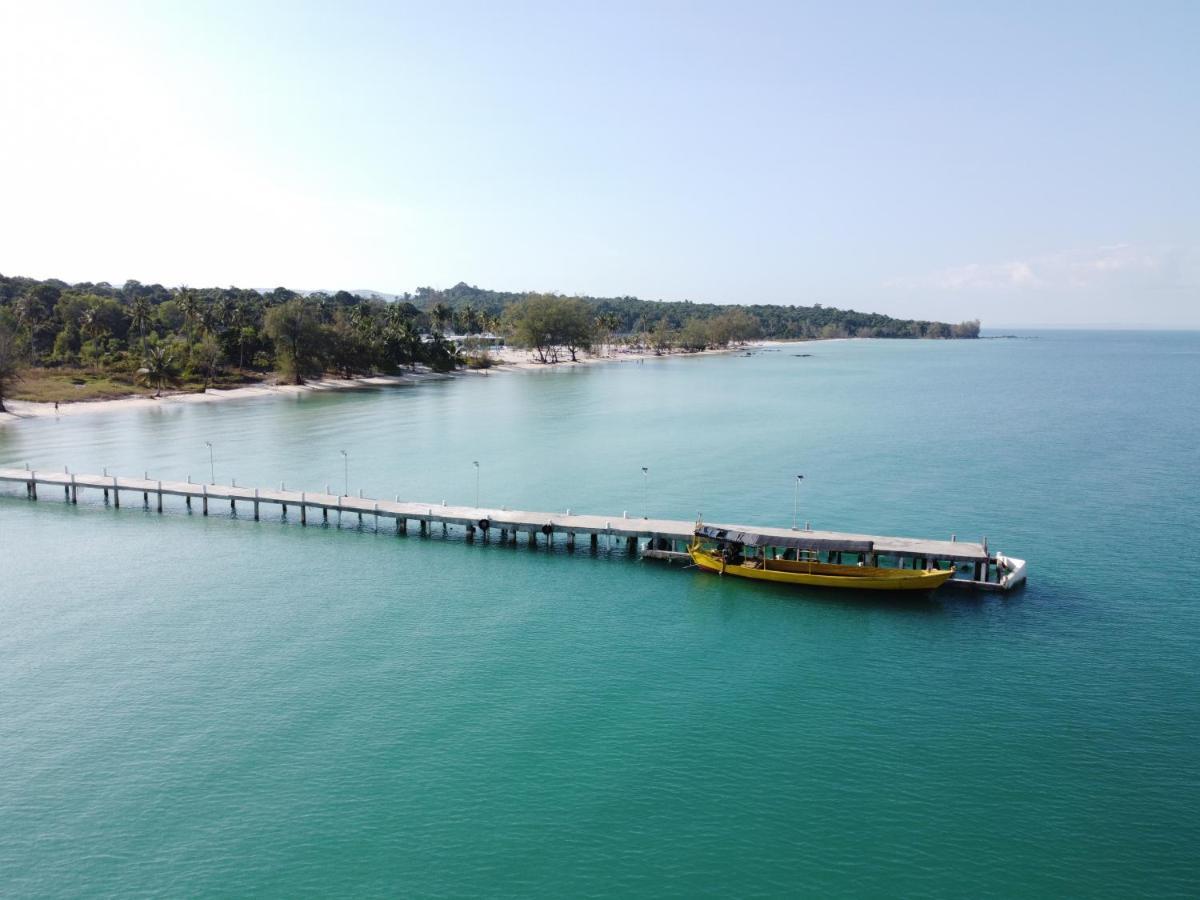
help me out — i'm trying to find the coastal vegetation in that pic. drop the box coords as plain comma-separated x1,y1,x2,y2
413,281,980,341
0,323,21,412
0,272,979,403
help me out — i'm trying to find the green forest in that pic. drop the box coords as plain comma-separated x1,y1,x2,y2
414,281,980,341
0,273,979,408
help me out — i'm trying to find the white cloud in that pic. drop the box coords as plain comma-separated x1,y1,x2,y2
891,244,1194,293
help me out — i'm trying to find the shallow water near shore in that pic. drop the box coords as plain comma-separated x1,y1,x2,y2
2,331,1199,897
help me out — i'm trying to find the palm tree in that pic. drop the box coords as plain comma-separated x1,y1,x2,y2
228,302,249,368
13,296,39,361
351,303,374,339
129,296,152,361
136,346,181,397
430,302,452,335
213,297,233,331
424,332,462,372
399,320,422,371
199,306,218,339
0,324,23,413
595,312,621,356
456,304,480,335
178,288,200,359
384,302,410,330
78,306,109,372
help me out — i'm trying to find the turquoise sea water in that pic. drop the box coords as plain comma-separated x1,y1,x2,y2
2,331,1198,897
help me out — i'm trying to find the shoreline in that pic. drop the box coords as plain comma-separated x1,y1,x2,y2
0,340,784,425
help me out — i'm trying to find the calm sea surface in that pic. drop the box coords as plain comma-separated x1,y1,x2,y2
2,331,1198,897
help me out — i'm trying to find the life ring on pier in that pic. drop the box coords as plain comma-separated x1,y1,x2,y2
477,518,490,531
540,524,553,535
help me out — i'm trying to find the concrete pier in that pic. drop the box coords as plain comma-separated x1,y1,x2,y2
0,467,1015,590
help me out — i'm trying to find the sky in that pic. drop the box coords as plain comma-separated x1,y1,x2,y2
1,1,1197,327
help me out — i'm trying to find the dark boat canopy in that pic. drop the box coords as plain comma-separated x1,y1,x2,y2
695,524,874,554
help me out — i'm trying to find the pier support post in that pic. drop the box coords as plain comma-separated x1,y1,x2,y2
230,497,236,513
157,482,163,513
71,475,77,504
143,490,149,507
254,489,260,521
64,483,70,501
396,517,404,535
300,493,307,526
528,530,536,547
202,485,207,516
590,533,598,551
30,473,37,500
186,495,191,510
112,477,119,508
466,525,475,541
420,520,428,536
323,507,328,523
626,536,637,554
566,532,575,551
104,488,109,503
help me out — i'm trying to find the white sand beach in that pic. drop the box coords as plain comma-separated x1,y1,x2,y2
0,341,782,425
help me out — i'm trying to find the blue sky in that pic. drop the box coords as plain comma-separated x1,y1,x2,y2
1,0,1196,325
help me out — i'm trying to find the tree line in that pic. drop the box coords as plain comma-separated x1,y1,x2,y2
415,281,980,341
0,272,979,410
0,276,464,407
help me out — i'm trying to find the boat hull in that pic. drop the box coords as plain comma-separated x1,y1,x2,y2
688,546,955,591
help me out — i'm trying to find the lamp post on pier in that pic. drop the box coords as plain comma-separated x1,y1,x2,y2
792,474,804,530
340,449,349,497
641,466,649,519
473,460,480,508
205,441,215,484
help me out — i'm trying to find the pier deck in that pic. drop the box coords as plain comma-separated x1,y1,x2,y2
1,467,1014,589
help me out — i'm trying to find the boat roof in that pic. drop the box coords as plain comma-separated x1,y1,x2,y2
694,523,988,561
696,525,874,554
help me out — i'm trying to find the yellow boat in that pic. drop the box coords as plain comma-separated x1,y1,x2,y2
688,527,955,592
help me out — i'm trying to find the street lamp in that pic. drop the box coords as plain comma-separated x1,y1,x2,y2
641,466,649,519
792,474,804,530
473,460,480,508
205,441,214,484
340,449,349,497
